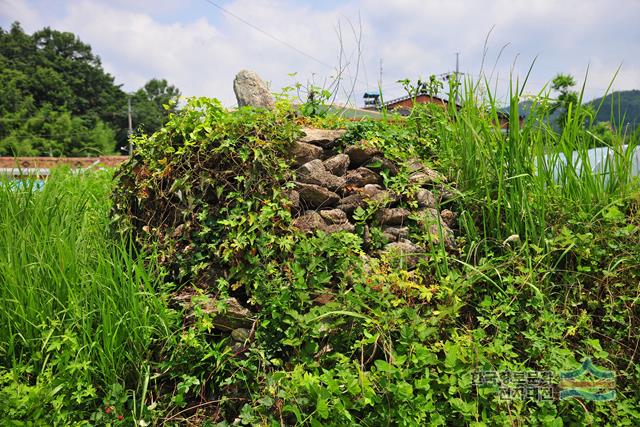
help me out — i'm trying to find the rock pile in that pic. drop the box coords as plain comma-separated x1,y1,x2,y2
288,128,456,269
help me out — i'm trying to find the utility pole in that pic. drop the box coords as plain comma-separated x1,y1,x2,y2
127,97,133,156
379,58,383,90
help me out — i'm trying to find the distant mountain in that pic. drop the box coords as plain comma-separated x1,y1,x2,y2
505,90,640,128
586,90,640,127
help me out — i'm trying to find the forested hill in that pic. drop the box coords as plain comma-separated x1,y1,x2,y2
512,90,640,128
0,22,180,157
586,90,640,127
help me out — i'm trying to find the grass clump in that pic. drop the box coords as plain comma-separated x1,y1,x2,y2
0,170,174,424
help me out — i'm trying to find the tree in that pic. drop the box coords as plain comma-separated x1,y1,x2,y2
550,73,579,128
130,78,181,136
0,23,182,156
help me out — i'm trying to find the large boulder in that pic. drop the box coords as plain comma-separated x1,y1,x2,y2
233,70,275,110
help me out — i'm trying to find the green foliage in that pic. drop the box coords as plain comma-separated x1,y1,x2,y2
0,170,174,425
131,78,181,135
549,73,580,128
586,89,640,128
398,74,444,99
2,75,639,425
0,22,182,156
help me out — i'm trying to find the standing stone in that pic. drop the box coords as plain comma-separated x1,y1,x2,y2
233,70,275,110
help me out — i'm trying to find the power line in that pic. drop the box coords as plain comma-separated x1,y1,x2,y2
201,0,383,104
202,0,334,69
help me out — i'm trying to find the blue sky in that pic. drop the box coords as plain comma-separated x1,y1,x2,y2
2,0,639,107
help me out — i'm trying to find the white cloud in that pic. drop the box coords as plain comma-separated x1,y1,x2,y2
1,0,638,106
0,0,41,29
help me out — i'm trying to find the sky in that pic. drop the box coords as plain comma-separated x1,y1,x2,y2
1,0,639,107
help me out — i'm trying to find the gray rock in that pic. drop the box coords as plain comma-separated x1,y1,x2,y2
325,222,355,233
407,158,426,173
207,297,254,331
173,292,254,331
406,159,446,183
426,223,455,250
293,210,354,233
383,241,423,269
323,154,350,176
320,208,355,232
292,141,323,167
233,70,275,110
383,226,410,240
362,224,371,249
415,208,441,224
296,183,340,208
344,143,382,167
363,184,394,203
296,159,345,191
319,208,348,224
376,207,411,226
416,188,436,208
293,211,326,232
409,172,437,186
415,208,455,250
337,194,365,215
284,189,300,210
299,128,346,148
345,167,382,187
441,209,456,228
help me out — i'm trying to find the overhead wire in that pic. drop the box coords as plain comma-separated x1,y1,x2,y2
201,0,381,100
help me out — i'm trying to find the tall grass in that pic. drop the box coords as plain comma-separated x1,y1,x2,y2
437,76,639,249
0,169,173,392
